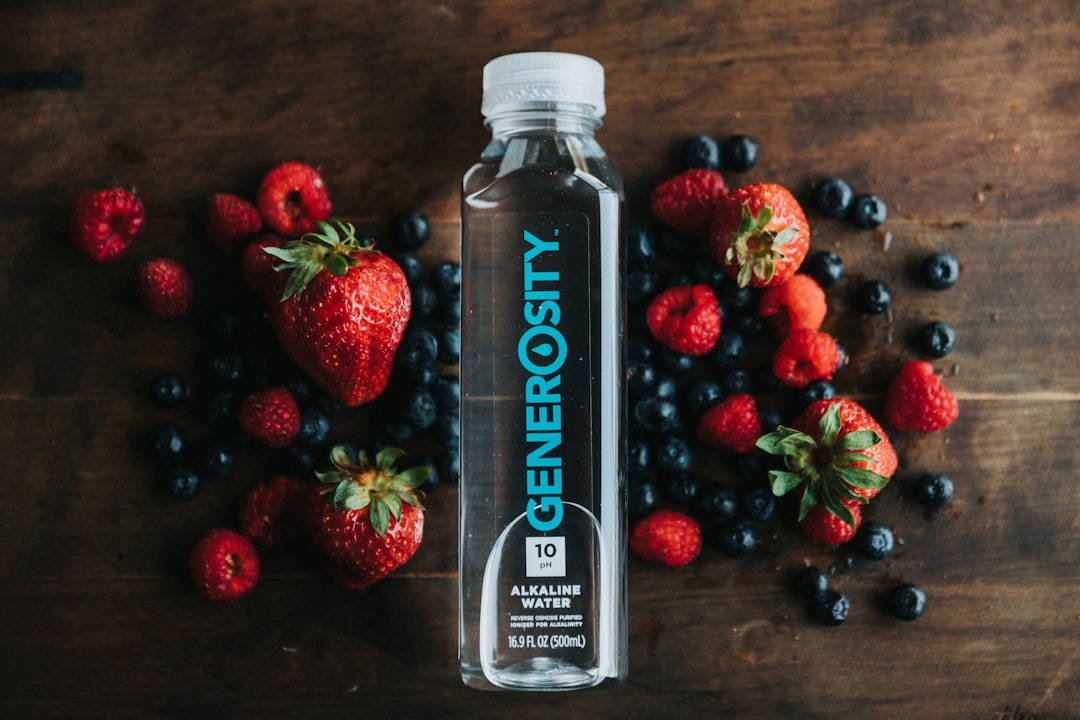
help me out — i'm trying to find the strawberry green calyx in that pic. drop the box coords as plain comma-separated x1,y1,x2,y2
755,403,890,529
724,202,800,288
264,218,375,301
315,445,429,537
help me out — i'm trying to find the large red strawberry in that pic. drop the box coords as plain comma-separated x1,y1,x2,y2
710,182,810,288
756,398,896,540
264,219,410,406
307,445,428,589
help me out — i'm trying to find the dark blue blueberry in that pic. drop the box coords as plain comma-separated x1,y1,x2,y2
914,473,954,509
206,309,244,346
162,467,200,500
285,444,317,475
854,280,891,315
698,483,739,520
716,517,759,557
309,390,343,416
626,269,659,307
798,566,831,601
682,378,723,419
656,227,690,260
663,270,695,289
720,369,752,397
438,327,461,365
411,282,438,319
813,177,854,219
854,521,895,560
152,373,189,407
206,390,239,430
653,374,677,400
684,134,721,170
395,325,439,379
632,396,681,434
736,312,767,339
798,380,836,408
401,388,438,430
390,209,431,251
756,407,784,434
627,335,656,363
628,478,661,519
627,438,650,476
888,583,927,621
626,360,658,398
664,473,700,506
438,296,462,328
296,408,331,446
812,590,850,626
431,260,461,300
417,456,439,491
692,260,729,289
716,280,755,316
654,347,697,377
709,332,745,370
849,193,888,229
207,351,245,387
284,374,315,407
626,224,657,269
919,251,960,290
201,439,236,477
735,452,773,482
384,419,414,444
440,448,460,484
720,134,759,172
742,487,776,522
151,423,188,467
432,375,460,410
392,252,425,287
804,251,845,288
655,435,692,476
916,320,956,358
434,411,460,450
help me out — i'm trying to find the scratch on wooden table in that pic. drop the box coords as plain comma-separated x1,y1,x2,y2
1034,645,1079,711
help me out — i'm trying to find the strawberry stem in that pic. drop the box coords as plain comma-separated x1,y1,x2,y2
263,218,371,301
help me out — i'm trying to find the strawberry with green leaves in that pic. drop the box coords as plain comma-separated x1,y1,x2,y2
756,398,897,545
711,182,810,288
307,445,429,589
265,219,410,406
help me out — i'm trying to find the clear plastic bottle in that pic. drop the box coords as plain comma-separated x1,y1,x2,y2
458,52,627,691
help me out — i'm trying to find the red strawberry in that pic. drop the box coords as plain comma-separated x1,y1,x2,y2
189,528,260,601
256,161,332,237
884,360,959,433
757,398,897,539
650,168,729,239
241,232,285,294
206,193,262,254
645,284,721,356
630,509,702,567
772,329,844,387
71,187,145,263
264,219,411,406
697,393,762,455
307,445,428,589
759,273,827,338
799,500,863,546
239,475,309,546
238,387,301,447
136,257,193,319
710,182,810,288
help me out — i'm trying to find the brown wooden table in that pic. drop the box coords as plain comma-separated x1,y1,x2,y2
2,2,1077,718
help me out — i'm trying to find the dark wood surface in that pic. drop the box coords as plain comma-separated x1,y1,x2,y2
2,1,1078,718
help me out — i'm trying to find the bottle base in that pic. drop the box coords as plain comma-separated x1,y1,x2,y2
461,658,615,692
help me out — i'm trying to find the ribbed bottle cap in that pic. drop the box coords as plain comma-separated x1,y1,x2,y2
482,52,605,119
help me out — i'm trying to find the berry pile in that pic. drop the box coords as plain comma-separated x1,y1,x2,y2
626,132,962,625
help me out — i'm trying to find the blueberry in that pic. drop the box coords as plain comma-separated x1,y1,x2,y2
854,280,892,315
431,260,461,300
664,473,700,506
798,379,836,408
656,226,690,260
716,517,759,557
626,270,659,307
628,477,661,518
756,407,784,435
698,483,739,520
206,309,244,346
888,583,927,621
913,473,954,508
296,408,331,446
742,487,776,522
709,332,745,370
627,335,656,363
162,466,200,500
626,224,658,268
439,448,460,484
736,312,767,339
716,281,755,316
395,325,439,379
285,444,317,475
693,260,729,289
431,375,460,410
854,520,895,560
720,134,759,172
682,378,723,419
804,251,845,288
627,437,650,476
917,320,956,359
438,327,461,365
813,177,854,218
384,419,414,444
812,590,850,626
655,435,692,476
151,423,188,467
417,456,439,491
632,396,681,434
720,369,752,397
849,193,888,229
735,452,773,482
626,360,658,397
411,282,438,318
201,439,236,477
401,388,437,430
654,347,697,377
919,251,960,290
390,209,431,251
152,373,189,407
434,411,460,450
207,351,245,387
438,295,462,328
206,390,239,430
653,374,677,400
391,252,424,286
798,566,831,601
684,134,721,170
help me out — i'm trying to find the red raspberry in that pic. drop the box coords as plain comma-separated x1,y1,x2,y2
70,187,145,263
136,258,193,319
256,161,332,237
884,360,959,433
645,284,721,356
241,232,285,294
759,273,827,337
189,528,260,601
630,509,702,567
206,193,262,254
650,168,729,239
696,393,762,454
772,330,844,388
238,387,301,447
239,475,309,546
798,500,863,546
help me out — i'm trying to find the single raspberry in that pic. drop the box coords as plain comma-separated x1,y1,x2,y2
206,193,262,254
650,168,729,239
630,509,702,567
645,284,721,356
759,273,827,338
798,500,863,546
239,475,309,546
136,257,193,319
238,386,301,447
256,161,332,237
884,360,959,433
189,528,260,601
772,330,844,388
696,393,762,454
241,232,285,294
70,187,145,263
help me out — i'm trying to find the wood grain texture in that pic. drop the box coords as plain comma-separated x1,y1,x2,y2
1,1,1078,718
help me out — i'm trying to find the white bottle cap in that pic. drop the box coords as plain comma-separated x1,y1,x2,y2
482,52,606,119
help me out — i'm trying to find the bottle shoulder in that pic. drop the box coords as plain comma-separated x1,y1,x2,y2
463,134,623,201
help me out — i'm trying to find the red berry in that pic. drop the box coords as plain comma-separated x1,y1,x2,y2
645,284,721,356
239,475,310,546
759,273,827,338
772,330,843,388
799,501,862,546
206,193,262,254
650,168,729,239
189,528,260,601
238,387,301,447
711,182,810,288
630,509,702,567
256,161,332,237
70,187,145,263
884,360,959,433
136,257,193,319
697,393,762,455
241,232,285,294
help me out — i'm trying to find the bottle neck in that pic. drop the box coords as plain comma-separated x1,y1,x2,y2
485,101,602,139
